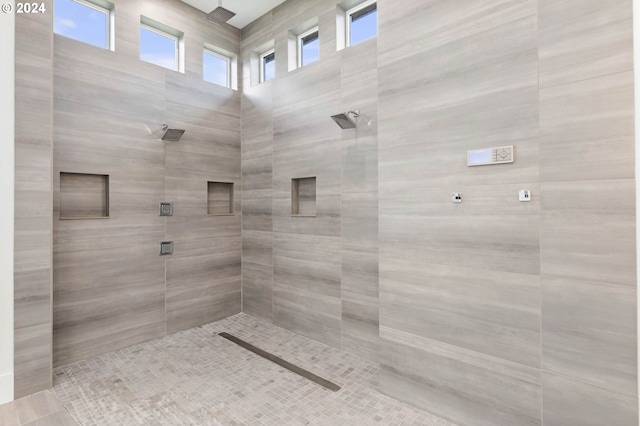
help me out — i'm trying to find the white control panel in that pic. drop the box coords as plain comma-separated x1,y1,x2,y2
467,145,514,166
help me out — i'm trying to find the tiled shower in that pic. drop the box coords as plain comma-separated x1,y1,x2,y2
11,0,637,425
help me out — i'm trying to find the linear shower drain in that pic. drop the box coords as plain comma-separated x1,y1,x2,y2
218,332,341,392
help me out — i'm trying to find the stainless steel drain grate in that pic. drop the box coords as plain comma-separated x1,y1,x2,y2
218,332,341,392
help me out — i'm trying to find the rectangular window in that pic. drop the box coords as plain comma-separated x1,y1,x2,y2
260,49,276,83
203,49,231,88
140,17,183,72
347,0,377,46
54,0,113,50
298,27,319,68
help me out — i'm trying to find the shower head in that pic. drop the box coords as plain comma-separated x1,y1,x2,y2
161,124,185,142
331,110,360,129
205,1,236,25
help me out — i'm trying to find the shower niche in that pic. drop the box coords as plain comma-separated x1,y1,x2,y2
208,181,234,215
60,172,109,219
291,177,316,216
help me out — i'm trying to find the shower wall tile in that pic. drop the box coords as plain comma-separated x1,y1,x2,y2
243,155,273,196
377,87,539,192
166,237,242,334
538,0,633,88
379,184,540,275
273,234,341,299
380,260,541,368
378,10,538,110
539,72,635,182
240,0,379,359
377,0,537,68
272,93,341,154
341,293,378,362
242,231,273,266
542,277,637,396
242,261,273,322
377,1,543,424
542,372,638,426
273,282,342,349
341,248,378,299
242,197,273,232
51,0,241,368
241,27,272,323
273,143,342,238
540,179,636,287
241,29,275,321
380,326,542,426
14,2,54,397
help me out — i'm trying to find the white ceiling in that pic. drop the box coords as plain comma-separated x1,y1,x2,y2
180,0,287,29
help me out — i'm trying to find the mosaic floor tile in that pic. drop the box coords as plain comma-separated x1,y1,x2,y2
53,314,456,425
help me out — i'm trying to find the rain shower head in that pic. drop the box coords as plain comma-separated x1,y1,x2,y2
161,124,185,142
205,1,236,25
331,110,360,129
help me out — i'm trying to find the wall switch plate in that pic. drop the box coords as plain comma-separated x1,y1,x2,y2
159,202,173,216
159,241,173,255
451,193,462,203
519,190,531,202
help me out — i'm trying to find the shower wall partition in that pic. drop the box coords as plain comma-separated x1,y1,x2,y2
50,1,242,366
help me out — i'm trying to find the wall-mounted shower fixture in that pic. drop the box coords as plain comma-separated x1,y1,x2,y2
159,202,173,216
159,241,173,255
330,110,360,129
205,0,236,25
161,124,185,142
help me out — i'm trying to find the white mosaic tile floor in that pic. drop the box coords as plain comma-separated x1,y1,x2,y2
52,313,456,425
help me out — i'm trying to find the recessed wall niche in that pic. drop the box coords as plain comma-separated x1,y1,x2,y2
208,181,234,215
60,172,109,219
291,177,316,216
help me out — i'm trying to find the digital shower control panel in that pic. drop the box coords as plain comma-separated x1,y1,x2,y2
467,145,514,166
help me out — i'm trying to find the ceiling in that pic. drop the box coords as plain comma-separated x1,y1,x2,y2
180,0,288,29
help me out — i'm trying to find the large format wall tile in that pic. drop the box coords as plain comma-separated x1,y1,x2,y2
51,0,242,368
273,282,342,349
540,179,636,287
380,327,541,426
14,2,53,397
378,0,537,67
379,184,540,275
542,277,637,395
273,234,341,299
166,237,241,333
381,261,541,368
538,0,633,88
240,2,636,425
539,72,634,182
542,372,638,426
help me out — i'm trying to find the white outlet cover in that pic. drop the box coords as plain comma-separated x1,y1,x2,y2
519,190,531,202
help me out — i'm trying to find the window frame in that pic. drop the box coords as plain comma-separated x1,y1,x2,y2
139,22,180,72
54,0,113,50
260,48,275,83
346,0,377,47
203,48,232,88
297,26,319,68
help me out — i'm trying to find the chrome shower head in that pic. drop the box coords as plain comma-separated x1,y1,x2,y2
205,2,236,25
331,110,360,129
161,124,185,142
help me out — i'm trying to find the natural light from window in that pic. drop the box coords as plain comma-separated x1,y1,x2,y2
140,25,177,71
54,0,110,49
349,1,377,46
261,50,275,82
299,29,319,67
204,50,230,88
